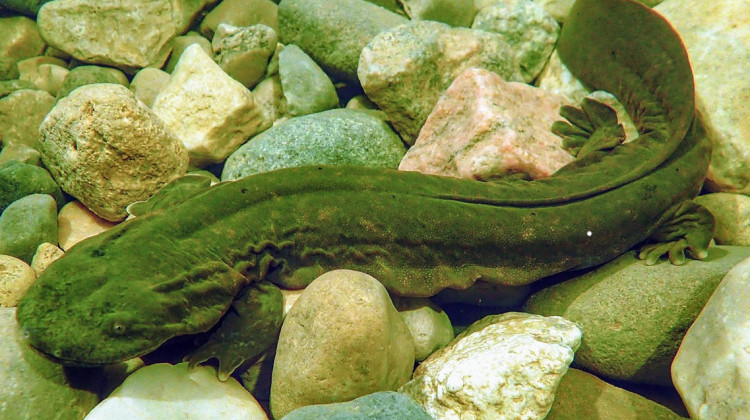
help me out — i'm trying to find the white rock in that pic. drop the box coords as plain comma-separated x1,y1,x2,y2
30,242,65,277
152,44,264,167
130,67,172,108
399,312,581,420
57,201,118,251
0,255,36,307
85,363,268,420
672,255,750,420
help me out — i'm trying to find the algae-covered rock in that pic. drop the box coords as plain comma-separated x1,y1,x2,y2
0,88,56,149
56,65,124,99
524,247,750,386
281,391,432,420
278,44,339,117
213,24,278,89
400,0,477,27
0,194,58,264
0,160,64,214
222,108,406,180
0,16,46,61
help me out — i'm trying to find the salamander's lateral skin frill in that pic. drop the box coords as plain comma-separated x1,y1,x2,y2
16,0,714,376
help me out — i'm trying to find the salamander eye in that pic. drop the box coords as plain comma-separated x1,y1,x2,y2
112,322,127,335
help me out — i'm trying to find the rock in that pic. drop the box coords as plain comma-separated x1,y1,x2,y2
392,297,453,361
39,83,189,221
535,50,590,103
656,0,750,193
0,194,58,264
694,193,750,246
213,24,278,89
546,368,686,420
0,57,19,80
172,0,216,34
0,79,40,99
399,312,581,420
252,75,288,131
400,0,477,27
472,0,559,82
222,108,406,180
56,65,124,99
36,0,178,72
0,0,55,16
16,55,69,96
280,288,303,317
0,307,100,419
281,391,433,420
672,254,750,420
0,255,36,307
0,143,42,166
279,44,339,116
524,246,750,386
528,0,575,22
152,44,264,168
130,67,171,108
270,269,415,419
200,0,278,39
0,160,64,214
399,67,572,180
358,21,524,144
278,0,408,84
164,31,213,74
85,362,268,420
57,201,118,251
0,16,45,61
0,89,55,150
240,346,276,401
30,242,64,276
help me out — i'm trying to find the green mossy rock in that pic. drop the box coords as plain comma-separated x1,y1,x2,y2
0,143,41,166
0,160,64,214
0,194,59,263
280,391,432,420
56,65,124,99
524,246,750,386
279,44,339,117
546,368,686,419
0,57,19,80
0,0,54,16
0,308,100,420
221,108,406,180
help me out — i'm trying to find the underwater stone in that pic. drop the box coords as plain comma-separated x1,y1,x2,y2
200,0,278,39
251,75,288,131
36,0,178,72
0,254,36,307
524,247,750,386
278,44,339,117
56,65,125,99
221,108,406,181
0,79,40,99
164,31,213,74
278,0,408,84
0,194,58,264
0,57,19,81
130,67,171,108
39,83,189,221
0,0,54,16
392,297,454,362
399,312,581,420
281,391,433,420
0,143,42,166
399,67,572,180
57,201,117,251
0,89,55,150
400,0,477,27
152,44,264,167
30,242,65,277
695,193,750,246
0,160,64,214
270,270,415,419
358,20,523,144
213,23,278,89
0,16,45,61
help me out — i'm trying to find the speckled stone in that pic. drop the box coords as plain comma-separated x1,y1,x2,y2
164,31,212,74
57,201,118,251
358,20,523,144
56,65,125,99
39,83,189,221
672,254,750,420
278,44,339,116
130,67,172,108
222,108,406,180
0,255,36,307
472,0,559,82
200,0,278,39
695,193,750,246
0,161,63,214
524,246,750,386
251,75,288,131
281,391,432,420
278,0,407,84
0,143,42,166
29,242,64,276
213,24,278,89
0,16,45,61
0,57,19,80
400,0,477,27
0,194,58,264
0,88,56,150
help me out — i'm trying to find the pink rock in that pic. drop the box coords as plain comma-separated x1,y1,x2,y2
398,67,573,180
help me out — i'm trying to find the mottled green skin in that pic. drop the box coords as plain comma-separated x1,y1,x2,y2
17,0,712,371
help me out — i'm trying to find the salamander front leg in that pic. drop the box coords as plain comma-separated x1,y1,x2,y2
552,97,626,159
187,281,283,381
638,200,716,266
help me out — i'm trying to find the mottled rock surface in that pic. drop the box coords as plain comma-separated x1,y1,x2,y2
200,0,278,39
278,44,339,117
0,160,64,214
399,312,581,420
29,242,64,276
524,247,750,386
270,270,415,419
359,20,524,144
130,67,171,108
0,194,58,264
672,254,750,420
278,0,407,84
399,67,572,180
222,108,405,180
213,24,278,90
152,44,263,167
392,297,454,362
0,88,55,150
0,255,36,307
86,363,268,420
36,0,177,72
39,83,189,221
695,193,750,246
57,201,118,251
56,65,124,99
0,16,45,61
281,391,432,420
400,0,477,27
164,31,213,74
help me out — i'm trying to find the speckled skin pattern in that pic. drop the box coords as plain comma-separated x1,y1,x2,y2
17,0,714,375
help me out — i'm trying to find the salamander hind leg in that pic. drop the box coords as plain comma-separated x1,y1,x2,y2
187,281,283,381
638,200,716,266
552,97,626,159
